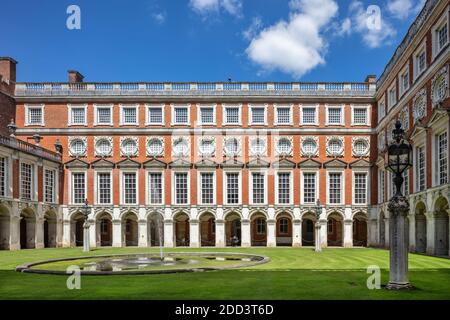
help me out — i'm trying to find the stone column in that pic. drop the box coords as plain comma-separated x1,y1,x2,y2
292,219,302,247
9,215,20,251
215,219,225,247
267,219,276,247
89,219,96,248
319,219,327,247
112,219,122,247
368,219,378,247
343,219,353,248
62,219,71,247
189,219,200,248
408,214,416,252
384,218,390,248
164,219,174,248
241,219,251,247
426,214,435,255
35,217,45,249
138,219,148,247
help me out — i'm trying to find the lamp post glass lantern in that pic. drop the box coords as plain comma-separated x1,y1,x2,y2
314,199,322,252
82,199,91,252
385,120,413,290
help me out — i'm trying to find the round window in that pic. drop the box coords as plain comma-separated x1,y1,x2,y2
277,138,292,155
302,138,317,156
224,138,239,156
250,138,266,155
121,139,138,156
199,139,215,155
147,139,163,156
353,139,368,156
173,138,188,156
69,139,86,156
328,139,343,156
95,139,112,157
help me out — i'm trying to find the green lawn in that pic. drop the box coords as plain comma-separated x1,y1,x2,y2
1,247,449,300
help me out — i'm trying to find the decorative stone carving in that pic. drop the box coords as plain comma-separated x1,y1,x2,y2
301,136,318,157
172,136,190,157
352,137,370,157
399,106,409,131
223,136,242,157
432,65,449,108
378,130,386,152
94,136,113,157
120,137,139,157
198,136,216,157
146,137,164,157
413,88,427,122
387,120,396,143
275,136,293,157
68,136,87,157
326,136,344,157
249,136,267,157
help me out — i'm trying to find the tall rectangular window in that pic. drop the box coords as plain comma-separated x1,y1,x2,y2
403,170,409,196
225,107,239,124
379,171,385,203
97,107,112,124
438,132,448,185
175,173,188,204
302,107,317,124
400,71,409,95
123,173,137,204
20,163,33,201
174,107,189,124
437,22,448,53
226,173,239,204
417,146,425,191
148,107,163,124
388,87,396,109
353,108,368,125
252,173,265,204
122,107,137,125
200,173,214,204
327,107,342,124
200,107,214,124
98,173,111,204
27,107,43,125
44,169,55,203
251,107,265,124
378,102,386,121
70,107,86,125
278,173,290,204
149,173,162,204
303,173,316,204
277,107,291,124
329,173,342,204
354,173,367,204
0,157,6,197
415,49,426,78
72,172,85,204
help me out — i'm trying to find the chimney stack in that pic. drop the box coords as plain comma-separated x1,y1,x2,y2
68,70,84,83
365,75,376,83
0,57,18,84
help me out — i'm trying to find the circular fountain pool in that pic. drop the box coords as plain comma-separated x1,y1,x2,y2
16,252,269,275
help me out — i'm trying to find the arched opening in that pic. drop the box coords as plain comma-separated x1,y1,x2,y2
174,212,190,247
97,212,112,247
44,211,57,248
225,213,241,246
148,213,164,247
276,214,292,246
301,214,316,246
415,202,427,253
251,213,267,246
327,212,343,247
0,205,10,250
434,197,449,256
122,212,138,247
379,211,385,248
20,209,36,249
200,212,215,247
71,212,85,247
353,213,367,247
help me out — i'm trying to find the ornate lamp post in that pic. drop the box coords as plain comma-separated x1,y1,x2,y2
314,199,322,252
82,199,91,252
385,121,413,290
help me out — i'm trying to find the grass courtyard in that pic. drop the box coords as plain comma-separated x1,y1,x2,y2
0,247,449,300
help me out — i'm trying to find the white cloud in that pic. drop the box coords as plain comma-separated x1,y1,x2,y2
242,17,263,41
245,0,338,78
338,18,352,36
189,0,242,17
152,12,166,25
387,0,425,20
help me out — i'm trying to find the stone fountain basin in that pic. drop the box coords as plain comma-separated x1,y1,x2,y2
16,252,270,276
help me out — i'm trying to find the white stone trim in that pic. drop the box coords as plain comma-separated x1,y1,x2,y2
197,136,216,157
171,103,191,126
350,104,370,126
93,104,113,126
120,136,139,157
67,104,88,126
119,104,139,126
249,136,267,157
24,104,45,127
196,104,217,126
172,136,190,157
68,136,87,157
300,136,319,157
248,104,268,126
274,136,293,157
326,136,344,157
94,136,113,157
300,104,319,125
352,137,370,157
146,137,165,157
145,103,165,126
274,104,293,125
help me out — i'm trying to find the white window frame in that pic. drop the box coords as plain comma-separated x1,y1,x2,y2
352,170,369,205
249,170,268,205
145,104,165,126
19,159,37,201
223,104,242,126
93,104,113,126
119,104,139,126
275,170,293,205
69,170,87,205
146,169,165,205
94,170,113,205
274,104,293,125
325,105,344,126
197,104,216,125
414,143,426,193
351,105,370,126
24,104,45,126
120,170,139,205
432,9,449,59
378,96,386,123
398,65,410,97
223,170,241,205
172,170,190,205
197,170,216,205
43,166,58,204
431,119,449,187
387,82,397,110
378,169,385,204
326,170,345,205
300,104,319,125
171,104,190,126
0,153,11,198
300,170,319,205
67,104,88,126
249,104,268,126
413,41,427,81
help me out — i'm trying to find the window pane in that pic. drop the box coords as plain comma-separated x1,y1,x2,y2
175,173,188,204
302,107,316,124
0,157,6,197
72,173,85,204
149,173,162,204
226,173,239,204
327,108,341,124
123,173,137,204
149,108,163,124
44,169,55,203
28,108,42,124
98,173,111,204
354,173,367,204
251,108,265,124
438,132,448,185
71,108,85,124
200,108,214,124
175,107,188,124
97,107,111,124
329,173,342,204
20,163,33,201
303,173,316,203
201,173,214,204
353,108,367,124
252,173,265,204
417,146,425,191
277,108,291,124
278,173,290,204
123,107,137,124
226,108,239,124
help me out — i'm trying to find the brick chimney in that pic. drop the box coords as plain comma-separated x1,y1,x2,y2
365,75,377,83
0,57,18,84
68,70,84,83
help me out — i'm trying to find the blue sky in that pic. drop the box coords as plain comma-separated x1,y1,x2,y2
0,0,424,83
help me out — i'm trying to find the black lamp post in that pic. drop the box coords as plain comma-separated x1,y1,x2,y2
385,120,413,290
314,199,322,252
82,199,91,252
